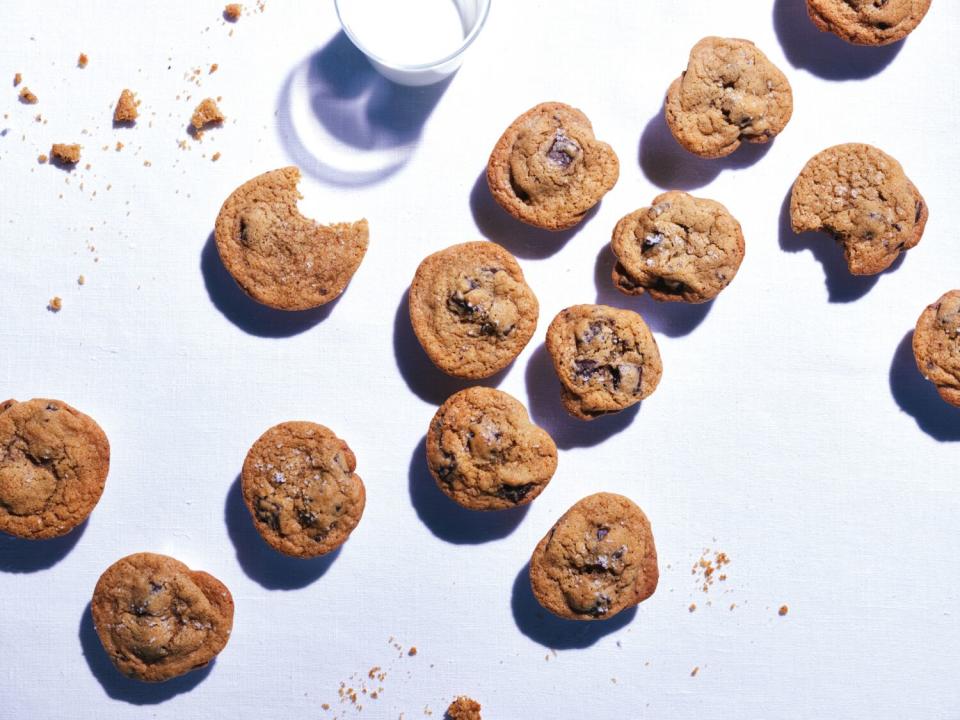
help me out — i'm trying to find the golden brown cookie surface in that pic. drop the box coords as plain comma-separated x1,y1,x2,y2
445,696,482,720
807,0,931,45
913,290,960,408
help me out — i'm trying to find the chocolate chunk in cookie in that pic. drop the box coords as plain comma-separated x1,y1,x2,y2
807,0,931,45
529,492,659,621
611,191,745,303
665,37,793,159
545,305,662,420
426,387,557,511
0,398,109,539
913,290,960,408
91,552,234,682
214,166,369,310
486,102,619,231
409,241,539,379
790,143,927,275
241,421,365,558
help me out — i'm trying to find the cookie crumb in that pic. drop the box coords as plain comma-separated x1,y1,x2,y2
690,666,699,677
48,296,62,312
51,143,81,165
78,275,86,286
407,647,417,656
211,151,221,162
113,89,139,123
13,72,22,86
143,160,152,167
37,153,48,164
224,3,243,21
688,603,697,613
445,696,481,720
190,97,224,136
78,53,89,68
209,63,219,74
778,605,789,616
115,141,124,151
19,86,38,104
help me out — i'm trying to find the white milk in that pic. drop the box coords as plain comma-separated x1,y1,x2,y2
339,0,466,66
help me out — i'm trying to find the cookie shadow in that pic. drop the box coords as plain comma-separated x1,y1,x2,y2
593,243,713,338
772,0,905,80
524,344,639,450
408,436,529,544
200,232,340,337
889,331,960,442
224,475,341,589
468,170,598,260
510,562,637,650
392,290,508,405
0,519,87,573
78,601,214,704
638,104,773,192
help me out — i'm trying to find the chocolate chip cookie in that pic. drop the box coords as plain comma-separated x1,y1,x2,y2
446,697,482,720
665,37,793,159
241,421,365,557
913,290,960,408
790,143,927,275
214,166,369,310
529,492,659,621
545,305,662,420
486,102,619,231
807,0,932,45
91,552,234,682
611,191,745,303
0,398,109,539
426,387,557,510
409,241,539,379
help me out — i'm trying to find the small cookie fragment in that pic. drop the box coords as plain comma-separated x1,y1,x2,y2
806,0,932,45
529,492,659,620
546,304,662,420
18,86,38,104
241,421,366,558
191,97,224,134
51,143,81,165
78,53,89,68
0,399,110,539
37,153,48,164
409,242,539,378
611,191,745,303
214,166,369,310
47,296,62,312
913,290,960,408
13,72,22,86
790,143,927,275
426,387,557,510
113,89,139,123
665,37,793,159
486,101,619,231
224,3,243,21
445,696,482,720
91,553,234,682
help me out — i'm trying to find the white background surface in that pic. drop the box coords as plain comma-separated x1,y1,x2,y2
1,2,959,718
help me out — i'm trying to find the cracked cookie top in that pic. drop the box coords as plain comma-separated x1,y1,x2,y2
486,102,619,231
790,143,927,275
913,290,960,408
611,191,745,303
214,166,369,310
241,421,365,558
529,492,659,621
0,398,110,539
665,37,793,159
91,552,234,682
807,0,932,45
545,305,662,421
409,242,539,379
426,387,557,511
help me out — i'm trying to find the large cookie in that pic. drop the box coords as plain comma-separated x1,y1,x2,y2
241,421,365,557
486,102,619,231
913,290,960,408
611,191,745,303
790,143,927,275
665,37,793,159
214,166,368,310
91,553,234,682
426,387,557,511
0,398,109,539
545,305,662,420
806,0,932,45
529,492,659,621
409,241,539,379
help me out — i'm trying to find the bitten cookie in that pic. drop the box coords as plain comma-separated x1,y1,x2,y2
546,305,662,420
486,102,619,231
91,552,234,682
214,166,368,310
790,143,927,275
913,290,960,408
0,398,109,539
806,0,931,45
665,37,793,159
241,421,365,557
409,241,539,379
426,387,557,511
611,191,745,303
529,492,659,620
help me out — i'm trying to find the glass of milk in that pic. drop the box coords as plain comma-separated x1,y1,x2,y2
334,0,491,86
